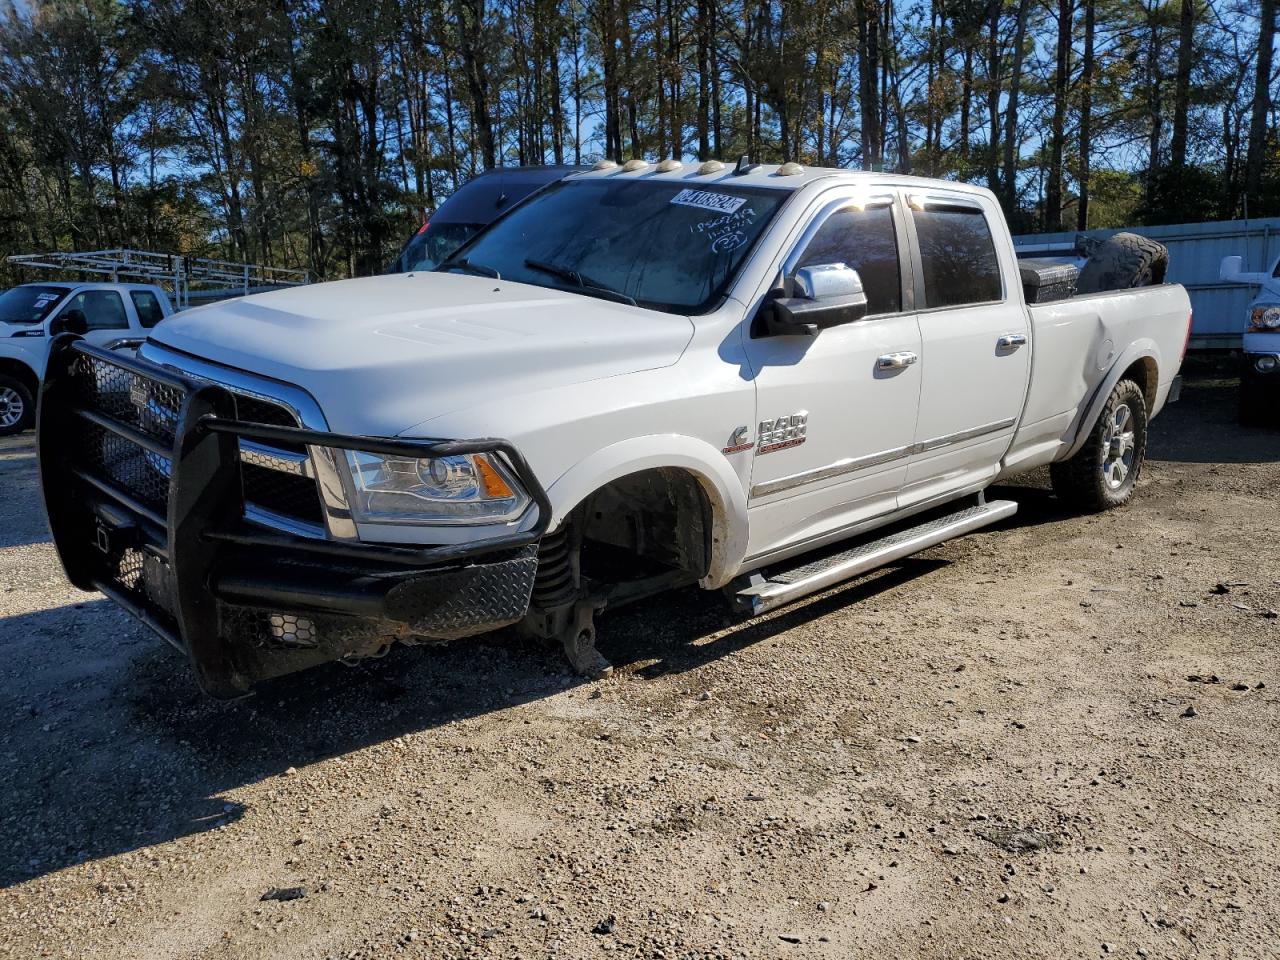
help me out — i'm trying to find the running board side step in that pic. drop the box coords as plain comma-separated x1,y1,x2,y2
732,498,1017,616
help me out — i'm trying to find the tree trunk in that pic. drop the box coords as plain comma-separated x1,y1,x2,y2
1144,3,1164,205
1001,0,1029,212
1169,0,1195,169
1077,0,1095,231
959,42,972,163
1245,0,1277,201
855,0,882,170
456,0,496,170
711,0,722,157
572,0,583,163
696,0,710,158
986,0,1002,192
548,3,564,164
1046,0,1072,231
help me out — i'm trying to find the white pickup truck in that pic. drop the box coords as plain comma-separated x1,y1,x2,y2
1219,254,1280,425
0,281,174,435
37,163,1190,697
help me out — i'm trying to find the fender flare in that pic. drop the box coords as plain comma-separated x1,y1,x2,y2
0,347,43,392
543,434,749,589
1061,339,1160,461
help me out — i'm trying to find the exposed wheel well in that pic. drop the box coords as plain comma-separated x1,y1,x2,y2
0,359,39,399
1120,356,1158,410
528,467,714,624
573,467,713,584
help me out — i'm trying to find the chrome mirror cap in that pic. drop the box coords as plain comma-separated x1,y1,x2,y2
794,262,865,302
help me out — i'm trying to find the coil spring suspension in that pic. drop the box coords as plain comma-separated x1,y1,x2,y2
532,529,577,610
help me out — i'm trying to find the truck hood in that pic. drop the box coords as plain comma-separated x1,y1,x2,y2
151,272,694,436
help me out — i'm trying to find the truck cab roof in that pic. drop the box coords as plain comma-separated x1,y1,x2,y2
567,160,995,199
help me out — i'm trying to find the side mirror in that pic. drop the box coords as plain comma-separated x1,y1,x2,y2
1220,256,1243,282
765,263,869,336
50,308,88,336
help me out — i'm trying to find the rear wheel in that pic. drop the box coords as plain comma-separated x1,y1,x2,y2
0,375,34,437
1050,379,1148,512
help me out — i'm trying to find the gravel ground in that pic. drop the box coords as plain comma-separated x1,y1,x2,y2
1,367,1277,960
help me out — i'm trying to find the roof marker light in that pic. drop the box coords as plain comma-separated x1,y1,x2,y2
656,159,683,172
622,159,650,172
592,159,618,171
697,160,725,175
777,162,804,176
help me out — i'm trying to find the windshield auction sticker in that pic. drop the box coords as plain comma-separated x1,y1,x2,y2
670,188,746,214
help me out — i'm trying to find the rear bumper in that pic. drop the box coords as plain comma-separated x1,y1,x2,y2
38,337,549,698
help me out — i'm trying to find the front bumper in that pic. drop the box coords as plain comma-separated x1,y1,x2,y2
38,337,550,698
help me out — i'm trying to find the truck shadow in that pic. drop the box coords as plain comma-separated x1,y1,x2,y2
1145,373,1278,463
1,365,1265,888
0,558,943,888
0,437,50,549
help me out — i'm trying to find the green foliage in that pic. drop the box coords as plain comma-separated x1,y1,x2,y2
1084,170,1143,230
0,0,1274,284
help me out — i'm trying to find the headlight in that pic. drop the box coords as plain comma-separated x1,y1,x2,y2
345,450,530,524
1249,305,1280,332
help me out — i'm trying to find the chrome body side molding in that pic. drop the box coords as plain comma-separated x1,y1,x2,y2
749,417,1017,499
751,445,912,498
913,417,1017,454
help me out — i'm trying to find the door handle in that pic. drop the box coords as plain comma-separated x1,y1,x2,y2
997,333,1028,349
877,351,919,370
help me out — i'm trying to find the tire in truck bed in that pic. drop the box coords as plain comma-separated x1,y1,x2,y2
1076,232,1169,294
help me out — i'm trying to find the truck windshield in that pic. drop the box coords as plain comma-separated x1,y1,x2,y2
0,285,70,325
438,178,789,314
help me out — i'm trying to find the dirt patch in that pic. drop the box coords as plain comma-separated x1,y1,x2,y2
0,371,1277,959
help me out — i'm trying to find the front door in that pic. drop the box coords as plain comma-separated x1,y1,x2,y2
54,288,135,351
743,189,922,561
901,191,1031,507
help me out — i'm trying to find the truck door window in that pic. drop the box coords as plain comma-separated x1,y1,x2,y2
911,205,1002,308
129,290,165,328
66,290,128,330
794,203,901,315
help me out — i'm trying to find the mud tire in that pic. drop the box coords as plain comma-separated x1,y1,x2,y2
1076,232,1169,294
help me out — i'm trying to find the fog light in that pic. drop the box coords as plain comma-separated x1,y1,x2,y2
1255,355,1279,373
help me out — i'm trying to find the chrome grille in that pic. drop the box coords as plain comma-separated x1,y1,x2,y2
71,353,327,536
226,391,326,534
71,353,184,446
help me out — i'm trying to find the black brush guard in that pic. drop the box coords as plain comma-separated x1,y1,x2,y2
38,336,551,698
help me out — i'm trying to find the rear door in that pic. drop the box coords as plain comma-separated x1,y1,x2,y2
742,187,922,560
901,191,1030,507
126,288,169,334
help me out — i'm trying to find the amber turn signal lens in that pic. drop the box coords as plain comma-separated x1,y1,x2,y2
475,456,515,498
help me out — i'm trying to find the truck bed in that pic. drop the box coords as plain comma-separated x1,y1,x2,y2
1000,284,1191,477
